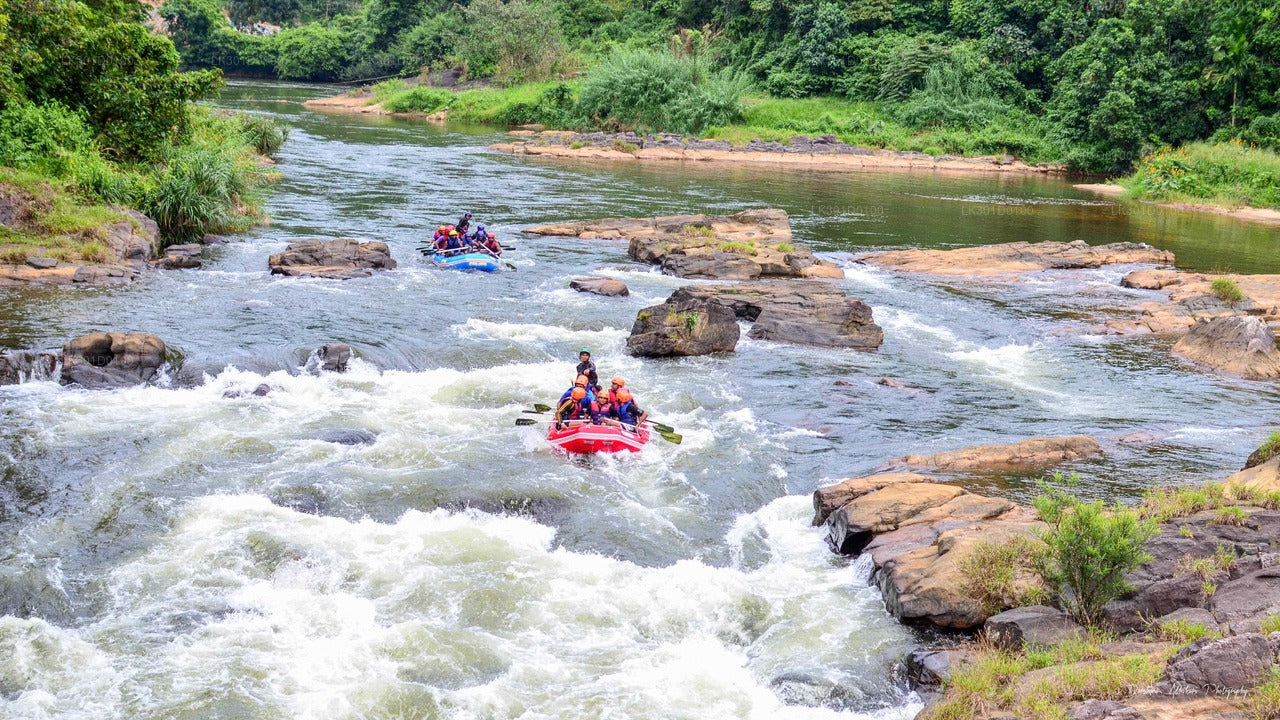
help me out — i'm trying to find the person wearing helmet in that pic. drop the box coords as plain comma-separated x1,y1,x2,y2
593,385,614,424
558,375,595,407
432,224,448,247
614,388,647,430
456,212,473,235
607,377,625,406
576,349,598,389
445,229,463,252
555,386,589,429
471,224,486,243
481,232,503,257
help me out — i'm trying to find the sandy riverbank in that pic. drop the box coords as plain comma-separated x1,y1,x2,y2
1075,183,1280,226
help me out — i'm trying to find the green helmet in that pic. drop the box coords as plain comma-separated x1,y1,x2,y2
579,347,590,355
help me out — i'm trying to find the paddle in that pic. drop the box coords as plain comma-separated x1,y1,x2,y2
514,416,681,444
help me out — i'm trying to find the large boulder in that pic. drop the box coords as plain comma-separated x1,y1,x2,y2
626,299,740,357
157,243,202,270
861,240,1173,276
268,238,396,279
106,209,161,264
569,277,629,296
887,436,1102,474
1156,633,1278,695
985,605,1085,649
0,350,59,385
668,282,883,351
62,333,167,388
1172,316,1280,380
1208,566,1280,634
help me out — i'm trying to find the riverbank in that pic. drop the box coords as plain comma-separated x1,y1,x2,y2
1076,182,1280,226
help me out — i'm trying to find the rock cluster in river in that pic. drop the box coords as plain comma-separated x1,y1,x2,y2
569,277,629,296
626,299,740,357
525,209,843,281
268,238,397,279
860,239,1174,276
884,435,1103,474
0,207,162,287
62,333,168,388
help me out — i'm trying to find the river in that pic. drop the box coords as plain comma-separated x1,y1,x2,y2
0,80,1276,719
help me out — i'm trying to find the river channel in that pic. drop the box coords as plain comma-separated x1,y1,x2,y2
0,80,1277,719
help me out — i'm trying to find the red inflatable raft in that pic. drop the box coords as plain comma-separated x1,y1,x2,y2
546,422,650,454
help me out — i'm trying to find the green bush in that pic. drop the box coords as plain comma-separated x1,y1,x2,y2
578,48,749,135
235,113,288,156
0,102,95,176
1032,477,1158,626
275,23,351,80
381,87,452,114
461,0,568,85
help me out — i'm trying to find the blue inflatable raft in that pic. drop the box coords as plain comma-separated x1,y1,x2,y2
425,251,501,272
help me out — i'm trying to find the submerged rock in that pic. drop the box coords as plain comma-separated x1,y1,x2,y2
1172,316,1280,380
668,281,883,351
860,240,1173,276
569,277,629,296
62,333,167,388
626,298,740,357
268,238,396,279
318,429,377,445
886,435,1103,474
316,343,351,372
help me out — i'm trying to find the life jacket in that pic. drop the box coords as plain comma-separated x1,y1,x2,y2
616,400,640,426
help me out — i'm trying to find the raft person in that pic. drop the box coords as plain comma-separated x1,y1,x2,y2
607,377,625,405
576,349,598,389
555,387,592,429
456,211,473,235
614,389,647,431
559,375,595,406
481,232,502,256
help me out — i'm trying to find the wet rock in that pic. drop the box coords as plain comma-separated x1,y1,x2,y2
887,435,1102,474
268,238,396,279
877,377,905,388
985,605,1085,649
661,251,762,280
158,243,202,269
626,298,739,357
811,473,934,526
318,429,377,445
668,282,883,351
71,265,135,284
1156,633,1277,694
25,257,57,269
317,343,351,372
826,483,964,555
0,350,59,385
1172,316,1280,380
1065,700,1144,720
62,333,166,388
1121,269,1183,290
861,240,1173,276
569,277,629,296
1109,270,1280,336
202,233,233,245
223,383,272,399
907,648,972,685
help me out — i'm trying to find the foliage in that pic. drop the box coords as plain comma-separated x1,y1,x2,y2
1032,477,1158,626
0,102,95,176
235,113,289,155
957,536,1049,616
379,86,451,114
1153,618,1214,643
1125,141,1280,209
1261,613,1280,635
461,0,568,85
1248,668,1280,720
1253,431,1280,466
275,22,353,80
578,48,749,135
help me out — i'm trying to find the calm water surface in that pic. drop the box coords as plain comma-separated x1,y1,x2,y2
0,80,1277,719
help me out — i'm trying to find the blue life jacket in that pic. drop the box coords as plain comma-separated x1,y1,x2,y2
616,400,640,426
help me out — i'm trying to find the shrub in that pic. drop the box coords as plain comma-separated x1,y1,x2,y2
0,102,95,176
275,23,351,80
381,87,452,114
578,48,749,135
1214,506,1249,526
235,113,288,156
1032,478,1158,626
461,0,568,85
1210,277,1245,304
1248,668,1280,720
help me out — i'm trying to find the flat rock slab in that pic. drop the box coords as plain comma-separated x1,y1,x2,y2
1109,269,1280,336
887,435,1103,474
269,238,396,279
669,281,883,350
525,209,792,244
860,240,1173,276
1172,316,1280,380
811,473,935,525
569,277,629,296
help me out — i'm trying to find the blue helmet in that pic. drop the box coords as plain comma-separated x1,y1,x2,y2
477,224,485,232
463,211,472,218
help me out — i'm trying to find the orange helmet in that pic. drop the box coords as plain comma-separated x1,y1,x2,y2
611,377,625,387
571,387,586,400
575,375,589,387
616,389,632,402
438,225,447,232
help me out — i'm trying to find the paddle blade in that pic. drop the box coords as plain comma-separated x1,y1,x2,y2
649,422,674,434
657,431,682,444
515,418,539,426
532,403,552,413
522,409,546,415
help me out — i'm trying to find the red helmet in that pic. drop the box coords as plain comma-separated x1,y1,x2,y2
488,232,496,239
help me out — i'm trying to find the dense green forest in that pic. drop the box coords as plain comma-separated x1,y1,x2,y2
162,0,1280,172
0,0,285,259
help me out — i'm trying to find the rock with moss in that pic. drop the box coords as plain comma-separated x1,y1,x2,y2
625,298,739,357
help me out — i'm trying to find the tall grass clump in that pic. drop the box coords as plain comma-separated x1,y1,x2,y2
1210,277,1245,304
235,113,289,156
893,61,1015,131
1128,140,1280,209
577,49,750,135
